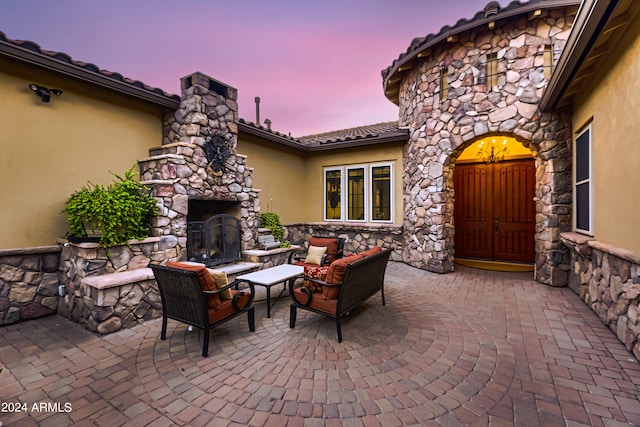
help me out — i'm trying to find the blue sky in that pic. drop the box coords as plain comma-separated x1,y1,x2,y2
0,0,491,136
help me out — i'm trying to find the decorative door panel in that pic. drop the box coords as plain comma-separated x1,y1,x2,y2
454,159,535,263
453,163,493,259
493,161,536,262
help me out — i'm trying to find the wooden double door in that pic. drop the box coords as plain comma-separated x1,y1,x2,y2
453,159,535,263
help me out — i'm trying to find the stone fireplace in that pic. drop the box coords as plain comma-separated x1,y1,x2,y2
139,72,260,262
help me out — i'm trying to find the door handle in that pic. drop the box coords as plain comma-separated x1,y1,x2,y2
494,216,499,233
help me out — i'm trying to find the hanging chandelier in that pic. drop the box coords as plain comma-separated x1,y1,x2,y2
477,138,509,163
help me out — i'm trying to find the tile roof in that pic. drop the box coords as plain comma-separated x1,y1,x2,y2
238,120,407,150
0,31,180,106
298,121,405,146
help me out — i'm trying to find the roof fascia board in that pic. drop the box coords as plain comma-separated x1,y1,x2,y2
540,0,620,110
0,40,180,109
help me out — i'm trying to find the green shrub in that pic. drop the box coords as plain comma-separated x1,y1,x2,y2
63,166,158,247
259,212,289,247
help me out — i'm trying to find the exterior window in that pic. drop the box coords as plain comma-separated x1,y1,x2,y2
487,52,499,88
324,163,393,222
325,168,342,220
543,44,553,79
575,125,592,234
440,67,449,100
372,165,391,220
347,167,365,221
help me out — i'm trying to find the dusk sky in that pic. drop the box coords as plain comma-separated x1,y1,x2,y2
1,0,491,136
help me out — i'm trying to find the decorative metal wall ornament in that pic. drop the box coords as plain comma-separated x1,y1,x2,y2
202,128,232,172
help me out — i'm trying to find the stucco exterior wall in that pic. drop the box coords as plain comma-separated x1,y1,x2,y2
236,134,308,224
237,136,404,226
394,8,575,285
0,58,165,249
571,19,640,254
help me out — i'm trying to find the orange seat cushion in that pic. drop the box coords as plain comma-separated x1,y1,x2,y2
166,261,221,309
292,288,337,315
207,289,251,324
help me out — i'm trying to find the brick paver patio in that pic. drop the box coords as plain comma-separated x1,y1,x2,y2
1,262,639,426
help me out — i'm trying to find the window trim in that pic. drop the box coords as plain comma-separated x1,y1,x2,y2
487,52,499,88
574,123,593,235
323,167,343,222
346,165,367,222
323,162,394,223
440,66,449,100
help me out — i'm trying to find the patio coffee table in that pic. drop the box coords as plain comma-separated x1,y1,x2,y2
236,264,304,318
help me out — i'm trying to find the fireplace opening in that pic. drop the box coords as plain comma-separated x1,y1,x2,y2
187,214,241,266
187,200,243,266
188,200,241,221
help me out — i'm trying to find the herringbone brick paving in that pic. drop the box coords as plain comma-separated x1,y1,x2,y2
1,262,639,426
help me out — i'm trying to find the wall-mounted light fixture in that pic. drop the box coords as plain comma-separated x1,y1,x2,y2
29,84,63,103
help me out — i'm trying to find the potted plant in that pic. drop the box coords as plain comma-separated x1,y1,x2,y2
63,165,158,247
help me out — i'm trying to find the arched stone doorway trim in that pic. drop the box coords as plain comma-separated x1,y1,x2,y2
402,111,573,286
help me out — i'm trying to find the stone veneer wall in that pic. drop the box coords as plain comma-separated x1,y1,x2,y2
285,223,403,261
56,237,177,333
396,8,574,285
0,246,60,325
140,72,260,260
562,233,640,360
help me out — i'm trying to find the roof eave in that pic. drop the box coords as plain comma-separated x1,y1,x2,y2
540,0,620,111
0,40,180,109
308,130,408,151
238,122,310,151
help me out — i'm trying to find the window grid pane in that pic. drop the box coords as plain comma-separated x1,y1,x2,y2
487,52,499,88
574,126,591,233
440,67,448,100
372,166,391,221
576,183,590,231
325,170,341,220
348,168,365,221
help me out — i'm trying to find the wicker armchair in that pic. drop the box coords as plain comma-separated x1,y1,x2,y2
150,264,255,357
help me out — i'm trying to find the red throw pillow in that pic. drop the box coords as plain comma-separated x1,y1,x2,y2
309,237,340,264
303,264,329,292
166,262,221,309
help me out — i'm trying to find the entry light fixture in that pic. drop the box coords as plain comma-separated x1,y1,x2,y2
29,84,63,103
477,138,509,163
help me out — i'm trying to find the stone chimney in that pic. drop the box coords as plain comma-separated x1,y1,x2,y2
139,72,260,260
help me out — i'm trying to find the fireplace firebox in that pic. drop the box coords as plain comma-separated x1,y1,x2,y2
187,214,241,266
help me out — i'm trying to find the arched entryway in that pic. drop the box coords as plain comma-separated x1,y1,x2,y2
453,136,536,269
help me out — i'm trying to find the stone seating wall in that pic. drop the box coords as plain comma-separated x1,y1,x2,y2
562,232,640,360
56,236,179,334
284,223,403,261
0,246,61,325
